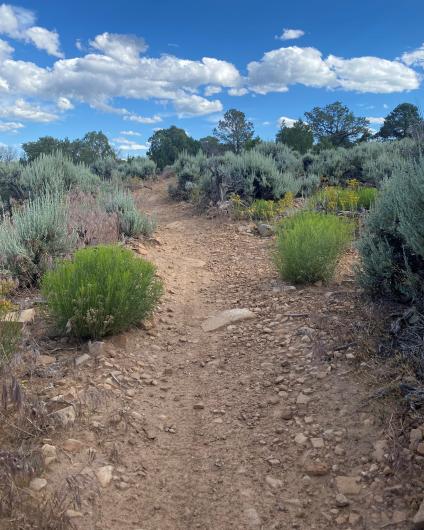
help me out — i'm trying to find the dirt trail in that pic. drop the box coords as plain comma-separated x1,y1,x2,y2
29,178,417,529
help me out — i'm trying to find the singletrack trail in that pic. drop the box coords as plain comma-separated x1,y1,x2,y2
40,178,414,530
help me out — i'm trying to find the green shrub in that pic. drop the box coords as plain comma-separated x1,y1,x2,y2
358,158,424,303
309,184,378,212
0,162,23,209
275,211,354,284
120,157,157,180
171,151,208,200
41,245,163,339
102,190,155,237
0,279,21,365
20,152,100,196
0,193,75,284
91,157,119,181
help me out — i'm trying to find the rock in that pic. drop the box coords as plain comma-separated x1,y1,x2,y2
95,465,114,488
294,433,308,445
416,442,424,456
373,439,388,462
88,341,105,356
256,224,274,237
413,498,424,529
410,428,423,449
311,438,324,449
63,439,84,453
202,308,256,332
296,393,311,405
41,444,57,466
75,353,90,367
335,476,361,495
273,407,293,420
335,494,350,507
392,511,407,524
52,405,76,427
193,402,205,410
29,478,47,492
66,509,83,519
265,476,283,489
349,512,362,525
244,507,262,528
7,308,35,323
37,355,55,366
304,460,329,476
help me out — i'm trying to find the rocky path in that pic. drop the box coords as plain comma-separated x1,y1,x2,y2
25,178,421,529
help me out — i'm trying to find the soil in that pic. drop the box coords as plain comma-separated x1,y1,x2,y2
1,177,423,530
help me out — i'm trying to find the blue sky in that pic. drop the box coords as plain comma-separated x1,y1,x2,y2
0,0,423,154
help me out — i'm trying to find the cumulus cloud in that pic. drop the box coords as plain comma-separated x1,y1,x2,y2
228,87,249,96
174,94,223,117
277,28,305,41
204,85,222,96
326,55,419,93
0,4,63,57
57,96,73,110
113,137,148,151
120,130,141,136
90,32,148,63
278,116,297,127
247,46,420,94
0,119,23,131
402,43,424,68
0,98,58,121
248,46,336,94
124,114,162,124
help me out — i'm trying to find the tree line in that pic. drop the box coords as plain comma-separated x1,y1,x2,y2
2,101,421,170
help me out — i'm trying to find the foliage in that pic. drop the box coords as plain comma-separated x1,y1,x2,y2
0,162,23,209
91,156,119,180
22,131,116,165
358,158,424,304
213,109,254,154
275,211,354,284
170,151,208,201
120,157,157,180
102,189,155,237
276,119,313,154
0,279,21,365
378,103,422,140
147,126,200,170
305,101,370,147
310,181,378,212
20,152,100,197
254,141,303,175
230,193,295,221
41,245,163,339
199,136,225,156
0,193,75,285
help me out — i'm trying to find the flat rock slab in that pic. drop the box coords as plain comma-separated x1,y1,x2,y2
202,308,255,332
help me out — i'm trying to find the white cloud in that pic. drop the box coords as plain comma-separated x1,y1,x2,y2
0,119,23,131
120,130,141,136
204,85,222,96
262,121,271,126
90,32,148,63
57,96,73,110
247,46,420,95
0,98,58,121
277,28,305,41
248,46,336,94
278,116,296,127
228,87,249,96
113,137,148,151
326,55,419,93
124,114,162,124
0,4,63,57
174,94,222,117
366,116,385,124
402,43,424,68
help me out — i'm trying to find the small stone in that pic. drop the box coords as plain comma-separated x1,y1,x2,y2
41,444,57,466
244,507,262,528
18,308,35,323
335,494,350,507
75,353,90,367
265,475,283,489
63,439,84,453
295,433,308,445
88,341,105,356
95,465,114,488
274,407,293,420
416,442,424,456
37,355,55,366
348,512,362,525
30,478,47,492
66,509,83,519
311,438,324,449
304,460,329,476
413,498,424,529
193,402,205,410
296,393,311,405
202,308,255,332
335,476,361,495
52,405,76,427
392,511,407,524
373,439,388,462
